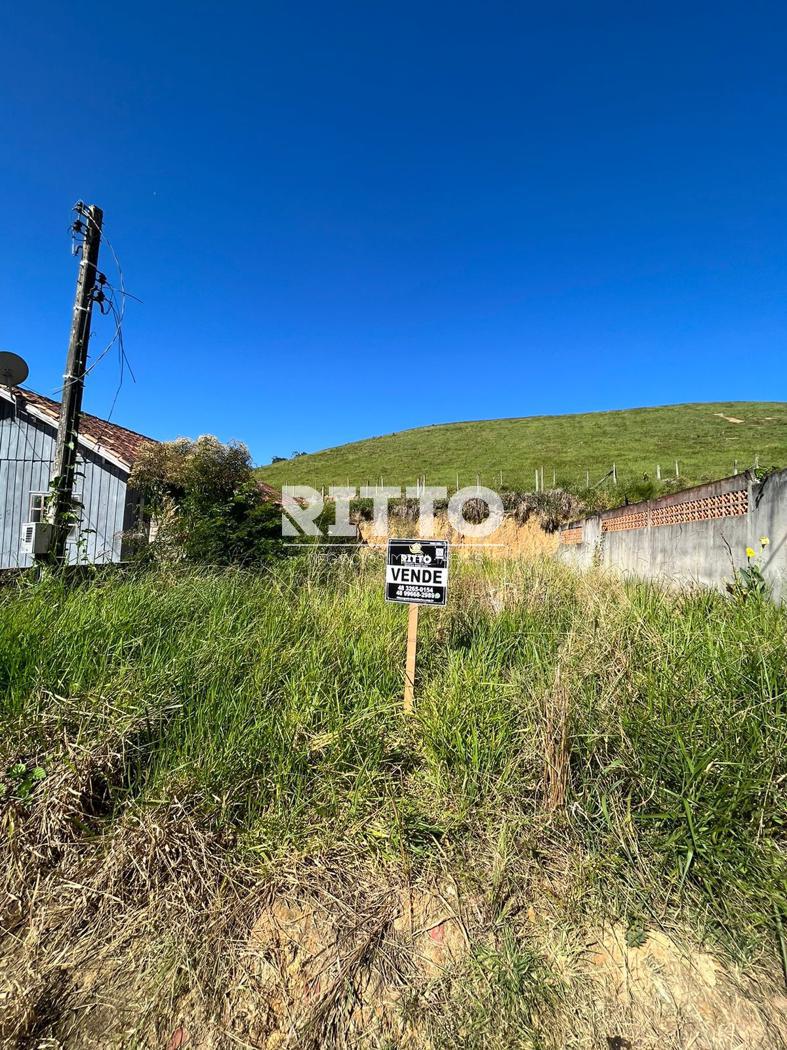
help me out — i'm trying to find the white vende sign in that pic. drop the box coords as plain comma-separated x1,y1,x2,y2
385,539,449,606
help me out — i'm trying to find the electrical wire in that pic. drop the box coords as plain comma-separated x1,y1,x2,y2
103,295,137,426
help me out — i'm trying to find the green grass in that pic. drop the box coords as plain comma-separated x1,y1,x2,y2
257,400,787,492
2,557,784,944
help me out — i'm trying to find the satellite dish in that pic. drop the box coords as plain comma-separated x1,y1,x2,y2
0,352,29,388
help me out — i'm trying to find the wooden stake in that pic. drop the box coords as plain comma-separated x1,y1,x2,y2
404,603,419,713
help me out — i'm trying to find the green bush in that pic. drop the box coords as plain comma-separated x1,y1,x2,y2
129,436,286,567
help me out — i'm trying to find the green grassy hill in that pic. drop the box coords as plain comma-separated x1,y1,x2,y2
257,401,787,492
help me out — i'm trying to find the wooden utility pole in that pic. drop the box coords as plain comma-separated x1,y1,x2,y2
46,203,103,563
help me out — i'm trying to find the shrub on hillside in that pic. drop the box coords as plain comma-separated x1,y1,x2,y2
130,436,285,567
505,489,584,531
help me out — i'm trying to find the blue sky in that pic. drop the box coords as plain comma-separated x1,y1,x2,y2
1,3,785,464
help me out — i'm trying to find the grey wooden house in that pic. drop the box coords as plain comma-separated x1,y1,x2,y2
0,386,155,568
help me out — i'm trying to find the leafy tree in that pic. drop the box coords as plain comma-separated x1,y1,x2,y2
130,436,285,567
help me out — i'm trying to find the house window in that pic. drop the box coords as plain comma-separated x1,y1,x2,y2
28,491,82,539
29,492,47,523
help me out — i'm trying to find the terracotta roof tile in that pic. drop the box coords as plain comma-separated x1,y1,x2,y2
257,480,283,505
10,387,156,468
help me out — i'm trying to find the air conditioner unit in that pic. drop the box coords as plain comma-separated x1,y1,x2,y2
21,521,53,556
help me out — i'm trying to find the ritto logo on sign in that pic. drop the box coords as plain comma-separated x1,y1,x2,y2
385,539,449,606
400,543,433,564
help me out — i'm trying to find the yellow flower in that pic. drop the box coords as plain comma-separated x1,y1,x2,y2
745,547,756,559
760,536,770,547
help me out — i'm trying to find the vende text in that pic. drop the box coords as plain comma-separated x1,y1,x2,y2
386,566,447,585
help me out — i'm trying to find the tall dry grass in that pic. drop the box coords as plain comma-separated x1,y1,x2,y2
0,555,785,1046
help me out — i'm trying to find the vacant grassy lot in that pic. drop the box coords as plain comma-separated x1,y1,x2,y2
1,557,785,1047
257,400,787,493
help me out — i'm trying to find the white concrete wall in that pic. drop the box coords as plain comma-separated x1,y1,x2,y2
755,468,787,602
557,469,786,602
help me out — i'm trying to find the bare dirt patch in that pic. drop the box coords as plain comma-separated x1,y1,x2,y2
584,923,787,1050
3,838,786,1049
359,514,558,560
